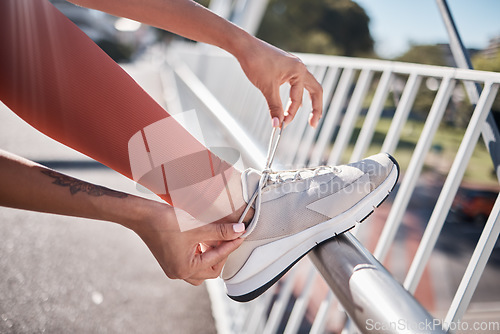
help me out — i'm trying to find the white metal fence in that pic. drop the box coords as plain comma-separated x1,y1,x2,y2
159,43,500,333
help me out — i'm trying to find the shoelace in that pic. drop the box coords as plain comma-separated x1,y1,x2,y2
269,165,340,184
237,124,282,231
237,124,340,237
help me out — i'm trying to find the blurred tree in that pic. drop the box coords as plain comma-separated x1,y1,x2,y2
256,0,374,57
473,50,500,73
394,44,447,66
473,50,500,112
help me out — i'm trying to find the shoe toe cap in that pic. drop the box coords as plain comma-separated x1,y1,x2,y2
351,153,397,188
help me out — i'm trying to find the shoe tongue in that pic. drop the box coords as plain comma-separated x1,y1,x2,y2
239,168,263,238
241,168,262,204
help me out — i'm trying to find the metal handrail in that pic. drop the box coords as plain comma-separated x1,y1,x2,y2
310,233,445,334
162,54,449,334
159,43,500,333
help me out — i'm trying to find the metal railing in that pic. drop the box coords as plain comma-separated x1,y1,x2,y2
158,43,500,333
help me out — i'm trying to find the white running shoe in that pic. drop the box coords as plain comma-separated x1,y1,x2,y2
222,153,399,302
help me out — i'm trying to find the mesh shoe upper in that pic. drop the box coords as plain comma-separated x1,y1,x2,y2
222,153,395,280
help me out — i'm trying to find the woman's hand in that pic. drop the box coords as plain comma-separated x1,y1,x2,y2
68,0,323,128
0,149,245,285
131,203,245,285
233,37,323,128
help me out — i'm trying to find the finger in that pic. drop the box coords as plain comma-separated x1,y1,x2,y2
211,258,226,274
187,256,227,281
284,81,304,125
185,239,242,282
199,242,209,253
199,240,223,253
304,72,323,128
195,238,244,274
264,86,284,125
184,277,204,286
195,222,245,242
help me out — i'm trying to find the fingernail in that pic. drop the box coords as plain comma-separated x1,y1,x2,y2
272,117,280,128
233,222,245,233
309,114,318,128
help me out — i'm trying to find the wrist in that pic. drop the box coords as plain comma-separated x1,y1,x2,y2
218,25,257,62
103,194,164,232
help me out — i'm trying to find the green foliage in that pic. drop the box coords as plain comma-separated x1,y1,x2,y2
342,117,497,184
256,0,374,57
472,51,500,112
394,44,447,66
472,51,500,73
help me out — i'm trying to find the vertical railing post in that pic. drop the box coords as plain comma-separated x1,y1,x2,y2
374,76,456,262
328,69,374,165
310,68,356,166
404,83,499,293
444,192,500,330
436,0,500,181
381,73,422,154
350,70,393,162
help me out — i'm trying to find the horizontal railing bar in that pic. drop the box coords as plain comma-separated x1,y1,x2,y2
167,59,266,169
174,45,500,83
309,232,445,334
298,53,500,82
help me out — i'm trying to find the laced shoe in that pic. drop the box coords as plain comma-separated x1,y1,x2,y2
222,153,399,302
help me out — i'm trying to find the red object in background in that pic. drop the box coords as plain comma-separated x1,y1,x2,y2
452,187,498,224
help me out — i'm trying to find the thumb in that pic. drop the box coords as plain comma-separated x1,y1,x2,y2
198,222,246,241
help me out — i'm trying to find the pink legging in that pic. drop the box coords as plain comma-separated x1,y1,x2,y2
0,0,237,224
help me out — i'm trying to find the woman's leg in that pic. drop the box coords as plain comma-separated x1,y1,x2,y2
0,0,246,228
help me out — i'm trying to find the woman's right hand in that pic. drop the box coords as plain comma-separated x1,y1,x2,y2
130,201,245,285
233,36,323,128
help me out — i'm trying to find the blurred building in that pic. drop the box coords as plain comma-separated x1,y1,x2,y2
480,35,500,59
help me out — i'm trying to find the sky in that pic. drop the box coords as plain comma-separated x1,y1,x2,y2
352,0,500,59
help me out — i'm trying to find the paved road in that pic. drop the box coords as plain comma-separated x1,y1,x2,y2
0,63,218,333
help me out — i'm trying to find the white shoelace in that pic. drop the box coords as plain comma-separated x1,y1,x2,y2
269,165,340,184
237,124,340,237
237,125,282,232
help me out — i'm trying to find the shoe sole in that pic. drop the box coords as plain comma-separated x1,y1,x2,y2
226,154,400,302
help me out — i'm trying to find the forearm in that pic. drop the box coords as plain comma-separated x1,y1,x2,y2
66,0,323,127
0,149,157,230
68,0,254,58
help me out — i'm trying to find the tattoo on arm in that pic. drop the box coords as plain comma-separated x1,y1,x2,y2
41,170,128,198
